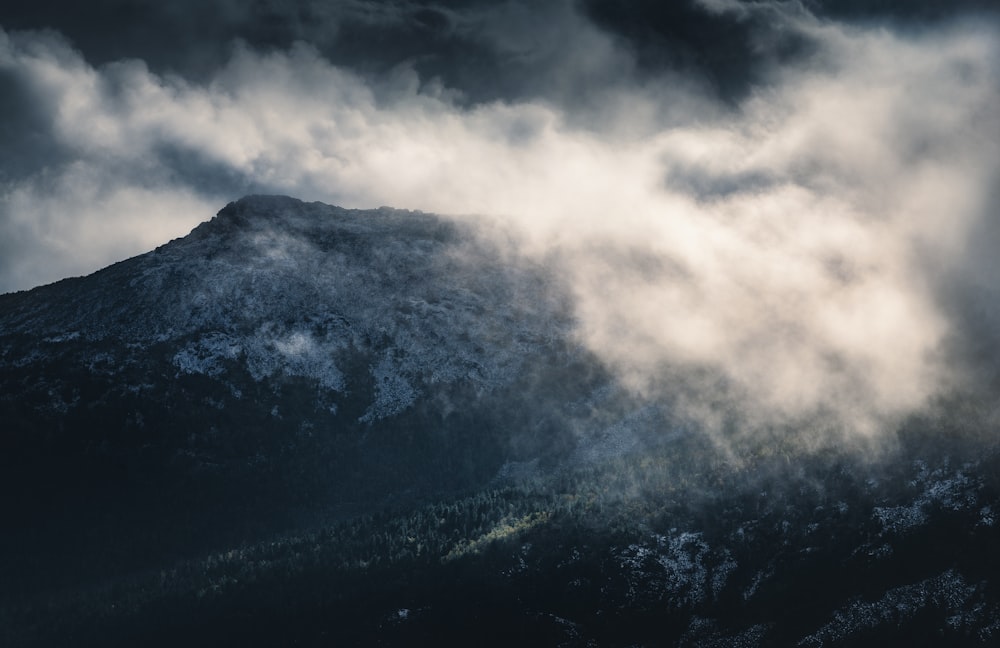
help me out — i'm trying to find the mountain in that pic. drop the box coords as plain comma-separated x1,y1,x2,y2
2,196,1000,646
0,195,612,578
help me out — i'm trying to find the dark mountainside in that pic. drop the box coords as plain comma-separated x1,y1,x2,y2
2,196,1000,646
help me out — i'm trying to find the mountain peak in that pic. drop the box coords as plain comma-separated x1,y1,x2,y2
217,194,306,221
1,194,577,425
188,194,324,240
184,195,452,248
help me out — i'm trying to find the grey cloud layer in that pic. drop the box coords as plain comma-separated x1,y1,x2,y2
0,1,998,440
5,0,991,105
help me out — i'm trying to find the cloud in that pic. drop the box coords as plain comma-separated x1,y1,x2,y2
3,1,989,103
0,2,997,441
0,161,214,291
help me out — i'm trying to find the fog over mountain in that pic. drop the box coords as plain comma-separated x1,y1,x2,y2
4,194,1000,646
2,0,999,440
2,1,1000,645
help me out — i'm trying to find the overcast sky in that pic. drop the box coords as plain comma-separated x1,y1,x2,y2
1,0,998,439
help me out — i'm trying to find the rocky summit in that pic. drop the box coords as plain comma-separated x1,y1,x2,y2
2,196,1000,646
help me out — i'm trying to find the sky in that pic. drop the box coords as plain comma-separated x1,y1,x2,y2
1,0,998,440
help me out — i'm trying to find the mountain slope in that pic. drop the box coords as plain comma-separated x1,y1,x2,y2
0,195,618,595
3,195,1000,647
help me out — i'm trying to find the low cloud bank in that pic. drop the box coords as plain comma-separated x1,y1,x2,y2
1,2,997,439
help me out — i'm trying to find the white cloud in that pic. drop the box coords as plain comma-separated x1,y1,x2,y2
0,7,997,440
0,161,214,290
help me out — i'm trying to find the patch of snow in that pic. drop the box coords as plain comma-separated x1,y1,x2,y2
979,505,995,527
618,531,716,609
244,326,345,392
712,551,738,600
359,355,419,422
872,504,928,534
873,463,982,536
681,617,769,648
798,570,981,646
743,566,774,602
173,333,241,377
11,348,46,368
43,331,80,343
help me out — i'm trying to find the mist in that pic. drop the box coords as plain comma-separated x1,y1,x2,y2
1,1,998,441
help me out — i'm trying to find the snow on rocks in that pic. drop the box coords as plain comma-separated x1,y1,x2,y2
2,195,575,424
617,530,734,609
872,460,982,536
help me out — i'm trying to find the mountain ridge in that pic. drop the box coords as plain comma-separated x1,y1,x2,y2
3,195,1000,646
0,195,620,598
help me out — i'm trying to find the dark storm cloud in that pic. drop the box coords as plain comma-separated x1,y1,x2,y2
153,142,269,197
580,0,816,102
813,0,998,22
2,0,993,104
0,30,79,186
0,0,548,103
